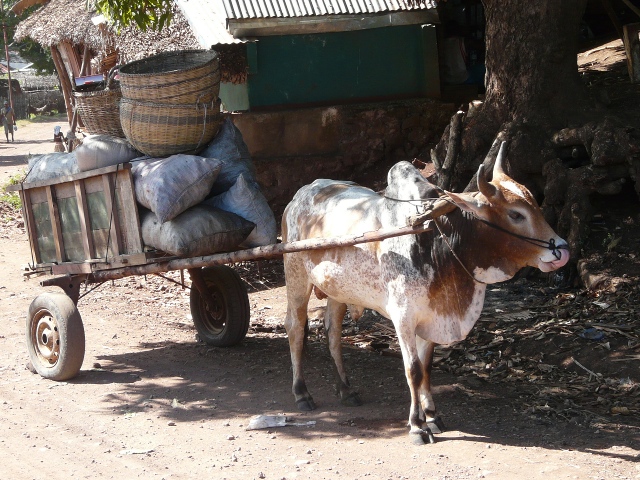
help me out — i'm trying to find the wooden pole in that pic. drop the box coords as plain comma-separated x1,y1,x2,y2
50,45,74,126
623,23,640,83
1,1,13,110
601,0,625,41
79,46,91,76
2,34,12,109
87,223,434,284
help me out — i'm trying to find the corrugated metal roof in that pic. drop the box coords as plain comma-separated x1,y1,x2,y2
222,0,436,19
176,0,244,46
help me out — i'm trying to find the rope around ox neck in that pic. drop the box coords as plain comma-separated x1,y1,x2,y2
384,193,568,284
384,193,567,261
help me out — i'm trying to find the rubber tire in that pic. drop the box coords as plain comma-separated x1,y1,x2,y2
190,265,250,347
26,293,85,381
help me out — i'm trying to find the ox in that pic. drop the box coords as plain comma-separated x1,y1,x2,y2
282,144,569,444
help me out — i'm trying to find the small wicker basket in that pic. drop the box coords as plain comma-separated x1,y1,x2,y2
119,50,221,105
73,87,125,138
120,98,223,157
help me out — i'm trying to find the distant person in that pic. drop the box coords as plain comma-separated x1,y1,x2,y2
53,126,66,152
1,100,16,142
66,129,81,152
441,22,469,85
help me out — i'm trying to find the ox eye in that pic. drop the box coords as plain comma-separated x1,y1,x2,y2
508,210,525,222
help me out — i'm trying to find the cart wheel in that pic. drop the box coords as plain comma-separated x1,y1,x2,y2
26,293,85,381
190,265,250,347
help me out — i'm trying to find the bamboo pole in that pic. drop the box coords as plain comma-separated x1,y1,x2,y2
88,223,434,284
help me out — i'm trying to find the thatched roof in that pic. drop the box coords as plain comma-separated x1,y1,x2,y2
113,7,200,63
14,0,199,62
14,0,108,50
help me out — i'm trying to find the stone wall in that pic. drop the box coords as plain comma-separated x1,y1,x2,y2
232,98,457,217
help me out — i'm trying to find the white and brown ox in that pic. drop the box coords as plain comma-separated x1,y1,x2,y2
282,145,569,444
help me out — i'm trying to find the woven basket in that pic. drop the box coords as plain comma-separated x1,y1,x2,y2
120,98,223,157
73,88,125,138
119,50,221,105
100,50,119,74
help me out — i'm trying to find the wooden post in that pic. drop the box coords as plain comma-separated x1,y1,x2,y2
623,23,640,83
50,45,74,126
79,46,91,76
74,179,96,260
601,0,625,41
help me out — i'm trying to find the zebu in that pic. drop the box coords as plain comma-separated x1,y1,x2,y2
282,144,569,443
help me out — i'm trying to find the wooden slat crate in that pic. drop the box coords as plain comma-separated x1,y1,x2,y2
7,164,153,274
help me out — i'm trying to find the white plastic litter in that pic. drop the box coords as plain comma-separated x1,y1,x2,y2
246,415,317,431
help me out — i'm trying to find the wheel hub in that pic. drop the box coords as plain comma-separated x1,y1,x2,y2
35,315,60,365
203,295,225,329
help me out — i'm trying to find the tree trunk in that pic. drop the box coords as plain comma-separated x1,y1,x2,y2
432,0,639,279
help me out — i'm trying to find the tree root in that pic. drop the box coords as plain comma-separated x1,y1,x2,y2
431,109,640,286
433,109,465,191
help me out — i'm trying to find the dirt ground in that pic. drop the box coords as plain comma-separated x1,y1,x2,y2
1,40,640,478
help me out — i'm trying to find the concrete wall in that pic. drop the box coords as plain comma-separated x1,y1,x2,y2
231,98,457,217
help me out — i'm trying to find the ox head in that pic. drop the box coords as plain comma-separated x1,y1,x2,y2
445,143,569,274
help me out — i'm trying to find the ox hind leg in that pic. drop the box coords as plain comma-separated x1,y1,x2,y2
325,298,362,406
416,337,445,434
284,259,316,411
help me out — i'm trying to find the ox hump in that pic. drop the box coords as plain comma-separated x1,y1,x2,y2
385,162,440,202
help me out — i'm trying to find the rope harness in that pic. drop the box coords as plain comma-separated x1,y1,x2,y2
383,193,568,284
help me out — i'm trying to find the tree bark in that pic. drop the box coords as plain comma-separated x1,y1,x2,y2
438,0,589,193
432,0,640,277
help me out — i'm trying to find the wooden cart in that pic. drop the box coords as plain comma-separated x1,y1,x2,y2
8,165,435,381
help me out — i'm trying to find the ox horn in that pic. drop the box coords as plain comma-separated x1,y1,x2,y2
477,163,497,200
493,141,507,177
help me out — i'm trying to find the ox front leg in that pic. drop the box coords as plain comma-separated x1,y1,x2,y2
285,302,316,411
417,337,445,434
325,298,362,407
397,330,436,445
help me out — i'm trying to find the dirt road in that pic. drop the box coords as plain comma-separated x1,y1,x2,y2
0,118,638,479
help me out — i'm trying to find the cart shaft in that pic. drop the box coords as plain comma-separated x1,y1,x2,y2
87,222,433,283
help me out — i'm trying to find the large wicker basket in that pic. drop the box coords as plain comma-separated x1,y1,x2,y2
120,98,223,157
73,88,125,138
119,50,221,105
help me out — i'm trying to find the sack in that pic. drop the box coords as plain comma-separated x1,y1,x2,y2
204,173,277,248
75,134,140,172
200,117,257,196
132,155,222,223
25,152,79,183
140,205,255,257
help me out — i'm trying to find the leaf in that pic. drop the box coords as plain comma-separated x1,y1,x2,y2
606,236,621,252
610,406,631,415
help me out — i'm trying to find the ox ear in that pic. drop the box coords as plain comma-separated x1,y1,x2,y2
444,190,486,215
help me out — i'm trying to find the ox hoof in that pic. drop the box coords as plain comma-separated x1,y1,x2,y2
340,392,362,407
426,416,446,434
410,428,436,445
296,398,316,411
